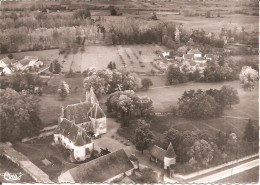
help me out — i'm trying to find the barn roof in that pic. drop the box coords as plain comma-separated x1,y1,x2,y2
205,54,214,58
61,149,134,183
194,57,206,61
183,54,194,60
150,145,166,162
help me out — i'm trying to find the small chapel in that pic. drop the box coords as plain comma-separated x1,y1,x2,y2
53,87,107,162
150,142,176,178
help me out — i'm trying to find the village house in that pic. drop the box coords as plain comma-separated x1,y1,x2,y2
58,149,134,183
150,143,176,178
0,57,16,75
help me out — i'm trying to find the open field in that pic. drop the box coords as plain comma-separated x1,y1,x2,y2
0,44,165,73
215,166,259,183
136,80,259,120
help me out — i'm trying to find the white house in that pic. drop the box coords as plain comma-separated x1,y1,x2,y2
58,149,134,183
53,118,94,162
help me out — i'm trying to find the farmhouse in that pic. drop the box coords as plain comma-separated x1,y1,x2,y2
150,143,176,178
0,57,15,75
58,149,134,183
59,87,106,135
53,118,94,162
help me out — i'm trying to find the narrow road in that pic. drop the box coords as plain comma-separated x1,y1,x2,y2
191,159,259,183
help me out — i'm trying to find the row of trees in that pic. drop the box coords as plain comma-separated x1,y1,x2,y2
106,90,155,126
178,86,240,119
83,68,141,98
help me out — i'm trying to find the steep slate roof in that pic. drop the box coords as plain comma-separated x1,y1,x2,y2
1,57,15,65
66,149,134,183
64,102,92,124
187,49,202,54
165,142,176,158
183,54,194,60
150,145,166,162
194,57,206,61
87,103,106,119
19,58,30,66
205,54,213,58
54,118,91,144
86,87,98,104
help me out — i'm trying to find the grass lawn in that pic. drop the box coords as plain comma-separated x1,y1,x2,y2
0,45,164,74
0,156,36,183
215,166,259,183
12,136,81,182
136,80,259,120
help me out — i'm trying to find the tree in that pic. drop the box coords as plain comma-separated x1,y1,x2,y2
0,88,42,142
178,90,220,119
135,120,153,154
83,75,106,99
140,168,158,183
220,85,240,107
164,128,180,154
167,65,184,84
73,9,91,19
137,96,155,120
243,120,256,142
7,53,13,59
188,139,214,166
110,8,117,16
151,12,158,20
239,66,258,91
141,78,153,90
7,73,43,95
58,81,69,100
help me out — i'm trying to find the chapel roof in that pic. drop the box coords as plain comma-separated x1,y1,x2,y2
165,142,176,158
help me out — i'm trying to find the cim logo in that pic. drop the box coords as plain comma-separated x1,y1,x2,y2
0,172,23,181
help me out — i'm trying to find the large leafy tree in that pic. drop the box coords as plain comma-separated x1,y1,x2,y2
178,90,219,119
141,78,153,90
239,66,258,91
220,85,240,107
188,139,214,166
83,75,106,99
137,96,155,120
0,88,42,142
135,120,153,154
106,91,154,124
167,65,185,84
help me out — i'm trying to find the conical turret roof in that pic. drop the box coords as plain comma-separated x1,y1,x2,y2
74,129,86,146
165,142,176,158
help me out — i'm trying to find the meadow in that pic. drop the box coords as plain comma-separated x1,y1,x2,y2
0,44,166,73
